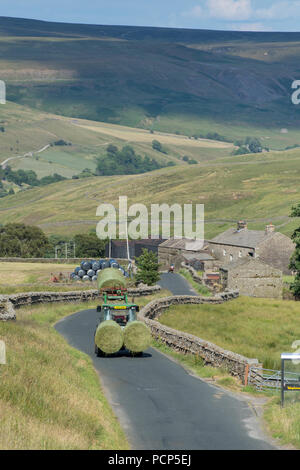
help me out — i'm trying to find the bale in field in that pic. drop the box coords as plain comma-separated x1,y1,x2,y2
95,320,124,354
97,268,127,290
123,321,151,353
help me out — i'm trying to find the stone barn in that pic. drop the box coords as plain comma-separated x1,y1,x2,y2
158,238,214,271
219,258,283,298
208,221,295,275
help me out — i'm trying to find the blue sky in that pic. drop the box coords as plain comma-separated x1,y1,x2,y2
1,0,300,32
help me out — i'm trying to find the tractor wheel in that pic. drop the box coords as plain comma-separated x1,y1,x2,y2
95,344,105,357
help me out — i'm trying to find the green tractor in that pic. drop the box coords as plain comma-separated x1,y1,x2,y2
94,268,151,357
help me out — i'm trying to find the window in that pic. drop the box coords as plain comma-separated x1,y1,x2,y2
239,251,242,258
230,254,233,262
223,249,227,256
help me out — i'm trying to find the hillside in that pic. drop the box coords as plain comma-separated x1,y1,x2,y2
2,17,300,148
0,101,233,186
0,146,299,239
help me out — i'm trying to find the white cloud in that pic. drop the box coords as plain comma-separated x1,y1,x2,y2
206,0,252,20
182,0,300,22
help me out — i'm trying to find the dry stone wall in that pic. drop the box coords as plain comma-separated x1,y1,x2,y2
0,285,161,318
138,291,260,382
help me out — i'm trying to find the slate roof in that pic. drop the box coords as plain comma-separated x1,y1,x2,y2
159,238,207,250
209,228,274,248
183,253,215,261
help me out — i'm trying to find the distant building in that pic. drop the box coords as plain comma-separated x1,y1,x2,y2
208,221,295,274
105,238,165,260
219,258,283,299
158,238,217,271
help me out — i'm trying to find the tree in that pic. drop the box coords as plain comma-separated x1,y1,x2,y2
0,223,50,257
289,203,300,298
135,249,160,286
74,233,107,258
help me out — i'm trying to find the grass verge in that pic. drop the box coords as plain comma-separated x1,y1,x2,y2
0,300,129,450
178,269,211,296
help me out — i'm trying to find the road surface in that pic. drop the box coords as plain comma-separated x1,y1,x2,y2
55,273,275,450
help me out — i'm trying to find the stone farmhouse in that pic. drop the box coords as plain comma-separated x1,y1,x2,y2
207,221,295,274
219,258,283,299
158,238,218,271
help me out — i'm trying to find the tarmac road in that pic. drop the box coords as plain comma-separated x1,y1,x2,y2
55,273,275,450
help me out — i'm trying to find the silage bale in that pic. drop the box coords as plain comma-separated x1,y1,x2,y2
123,321,151,353
101,260,110,269
87,269,95,277
73,275,80,281
92,261,100,271
95,320,124,354
74,267,81,274
97,267,127,290
78,269,85,278
82,261,92,271
82,275,90,281
92,275,98,282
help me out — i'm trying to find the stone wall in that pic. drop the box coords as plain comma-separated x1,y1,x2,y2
0,285,161,319
0,258,128,265
137,291,260,382
0,297,16,321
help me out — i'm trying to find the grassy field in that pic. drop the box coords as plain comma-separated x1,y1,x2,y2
0,262,77,285
0,101,235,179
0,144,299,238
158,296,300,370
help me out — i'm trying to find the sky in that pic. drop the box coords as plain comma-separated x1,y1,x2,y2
0,0,300,32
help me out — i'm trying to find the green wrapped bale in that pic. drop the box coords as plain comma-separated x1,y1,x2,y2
97,268,127,290
123,321,152,353
95,320,124,354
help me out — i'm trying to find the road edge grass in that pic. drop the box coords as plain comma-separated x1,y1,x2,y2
178,269,212,296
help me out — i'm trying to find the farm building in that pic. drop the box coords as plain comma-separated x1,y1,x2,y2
158,238,215,270
208,221,295,274
105,238,165,260
219,258,283,298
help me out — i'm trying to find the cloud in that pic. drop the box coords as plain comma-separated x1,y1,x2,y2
182,0,300,23
256,1,300,20
206,0,252,20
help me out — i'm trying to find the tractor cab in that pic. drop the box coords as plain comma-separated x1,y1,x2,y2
97,287,139,329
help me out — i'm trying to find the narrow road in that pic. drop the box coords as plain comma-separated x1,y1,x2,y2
55,273,275,450
0,144,50,169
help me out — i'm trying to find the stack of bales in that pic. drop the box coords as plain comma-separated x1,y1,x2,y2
70,259,129,282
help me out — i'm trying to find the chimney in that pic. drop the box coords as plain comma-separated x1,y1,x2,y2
265,223,275,234
237,220,247,231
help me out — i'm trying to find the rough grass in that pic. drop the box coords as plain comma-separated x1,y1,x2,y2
179,269,211,296
158,297,300,370
264,396,300,449
0,262,77,285
0,301,129,450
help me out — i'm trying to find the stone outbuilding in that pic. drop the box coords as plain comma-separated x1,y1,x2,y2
208,221,295,275
158,238,215,271
219,258,283,298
